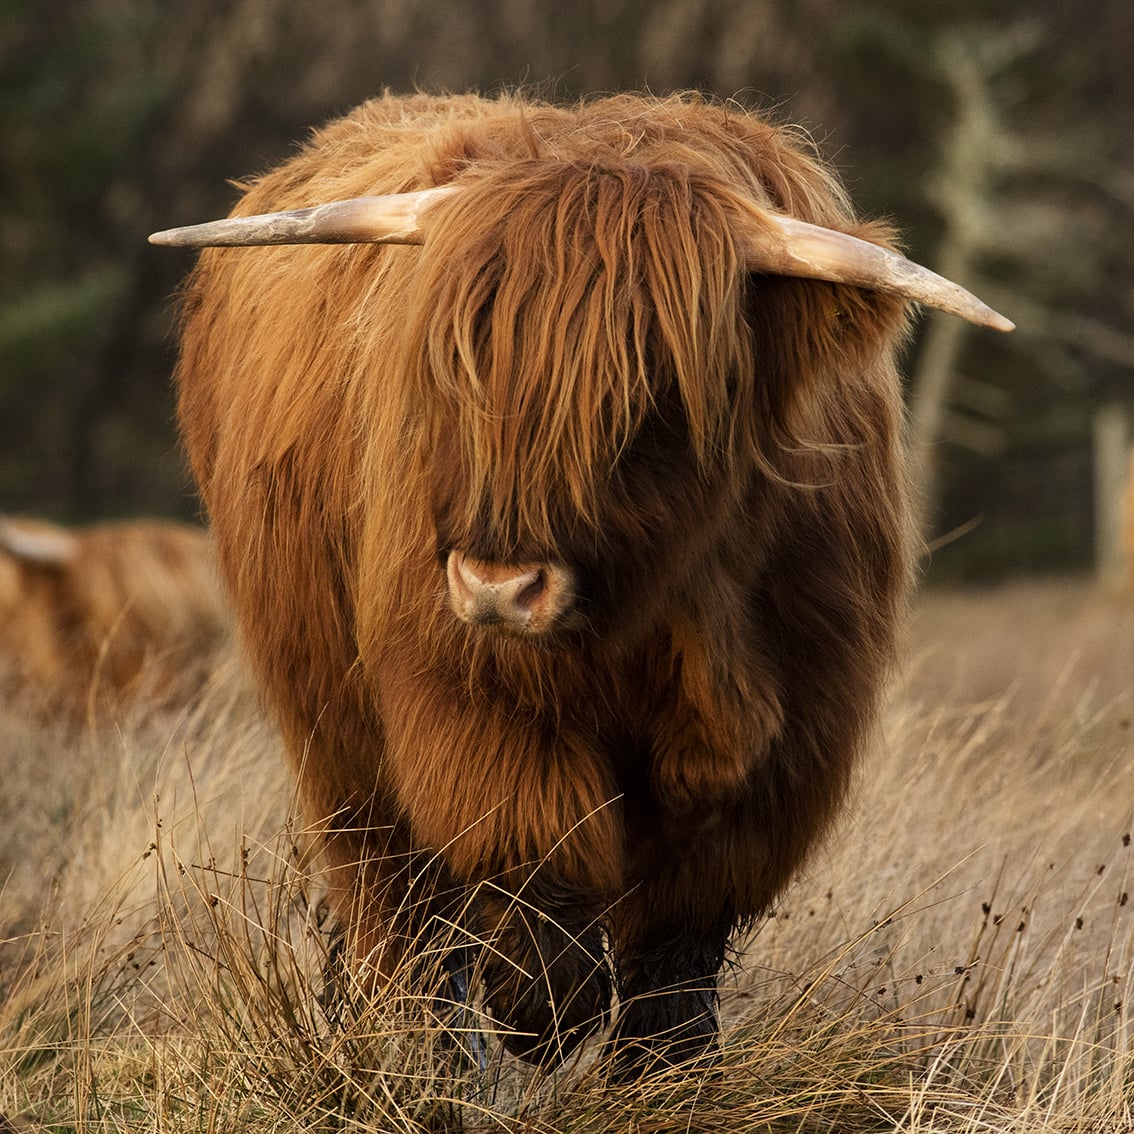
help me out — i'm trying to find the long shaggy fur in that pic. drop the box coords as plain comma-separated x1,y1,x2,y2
0,516,228,716
172,91,913,1066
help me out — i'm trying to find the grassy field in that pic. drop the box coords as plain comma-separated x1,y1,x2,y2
1,580,1131,1132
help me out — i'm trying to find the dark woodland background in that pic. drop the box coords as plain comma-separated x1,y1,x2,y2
2,0,1131,582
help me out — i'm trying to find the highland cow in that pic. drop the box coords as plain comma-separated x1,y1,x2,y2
0,515,227,716
153,92,1011,1076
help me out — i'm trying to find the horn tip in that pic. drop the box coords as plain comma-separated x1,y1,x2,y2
945,305,1015,333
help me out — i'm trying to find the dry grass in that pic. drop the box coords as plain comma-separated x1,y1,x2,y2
1,579,1132,1132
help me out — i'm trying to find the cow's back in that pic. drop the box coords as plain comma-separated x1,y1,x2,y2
0,517,228,714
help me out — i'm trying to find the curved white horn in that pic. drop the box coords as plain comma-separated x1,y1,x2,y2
149,184,1012,332
739,207,1014,332
0,516,78,566
148,187,458,248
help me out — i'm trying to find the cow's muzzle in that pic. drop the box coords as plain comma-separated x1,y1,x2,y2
445,551,576,635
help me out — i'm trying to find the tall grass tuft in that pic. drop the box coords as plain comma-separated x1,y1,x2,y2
1,580,1131,1131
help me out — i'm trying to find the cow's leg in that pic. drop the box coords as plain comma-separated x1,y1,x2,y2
386,867,497,1069
364,655,625,1066
314,818,493,1066
474,879,612,1066
603,810,736,1081
423,943,489,1072
605,920,730,1081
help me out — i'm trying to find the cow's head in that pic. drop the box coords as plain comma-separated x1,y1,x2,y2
406,162,779,643
151,155,1011,647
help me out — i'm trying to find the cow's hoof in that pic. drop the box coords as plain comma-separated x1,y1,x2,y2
481,924,612,1067
435,948,489,1072
604,983,720,1082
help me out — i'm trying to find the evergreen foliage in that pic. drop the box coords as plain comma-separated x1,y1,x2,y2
2,0,1130,576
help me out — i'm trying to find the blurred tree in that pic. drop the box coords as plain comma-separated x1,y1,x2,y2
826,1,1132,573
0,0,839,521
1,0,1130,581
906,23,1043,522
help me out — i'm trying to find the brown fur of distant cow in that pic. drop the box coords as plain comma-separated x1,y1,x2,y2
172,92,913,1074
0,516,228,716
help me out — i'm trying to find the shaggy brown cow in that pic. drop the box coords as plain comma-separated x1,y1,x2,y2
0,515,227,716
154,92,1011,1076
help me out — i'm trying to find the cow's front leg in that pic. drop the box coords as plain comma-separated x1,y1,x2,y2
373,657,624,1065
430,944,489,1072
606,921,730,1081
475,876,612,1066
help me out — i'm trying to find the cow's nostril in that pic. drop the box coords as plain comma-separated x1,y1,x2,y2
446,552,573,633
515,570,546,613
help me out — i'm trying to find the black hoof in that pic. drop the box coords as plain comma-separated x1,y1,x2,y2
605,979,720,1082
317,926,349,1024
433,947,489,1072
481,922,612,1067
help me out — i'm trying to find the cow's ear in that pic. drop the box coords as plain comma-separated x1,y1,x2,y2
738,273,912,462
826,280,913,363
744,273,910,375
0,518,78,572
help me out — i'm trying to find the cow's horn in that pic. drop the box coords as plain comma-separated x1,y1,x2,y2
148,187,459,248
150,185,1013,332
0,517,78,566
739,208,1014,332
